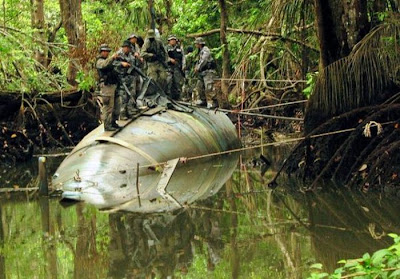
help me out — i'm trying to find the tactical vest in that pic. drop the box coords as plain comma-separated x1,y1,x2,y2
114,52,136,76
167,46,183,67
146,39,166,63
96,57,118,85
197,46,217,72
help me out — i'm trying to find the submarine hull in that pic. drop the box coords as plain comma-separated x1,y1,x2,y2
53,108,240,212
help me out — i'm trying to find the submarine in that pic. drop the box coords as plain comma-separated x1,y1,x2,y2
52,77,240,212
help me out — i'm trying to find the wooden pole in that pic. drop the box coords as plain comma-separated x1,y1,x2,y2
38,156,48,196
136,162,141,207
261,126,264,155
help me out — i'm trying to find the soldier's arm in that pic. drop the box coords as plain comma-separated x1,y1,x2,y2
96,55,115,69
134,44,141,57
161,43,169,64
140,40,154,60
181,49,186,70
195,48,209,72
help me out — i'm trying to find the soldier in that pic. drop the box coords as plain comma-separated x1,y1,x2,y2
194,37,218,108
166,35,184,100
127,33,144,98
127,33,142,60
96,44,119,131
114,40,138,119
141,29,168,90
182,45,196,102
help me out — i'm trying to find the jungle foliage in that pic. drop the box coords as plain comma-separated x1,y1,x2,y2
2,0,400,186
0,0,318,99
1,0,397,107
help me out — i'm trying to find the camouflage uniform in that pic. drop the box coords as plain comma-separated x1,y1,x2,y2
114,42,138,119
141,29,168,91
128,33,145,97
96,44,119,130
194,37,218,108
166,35,184,100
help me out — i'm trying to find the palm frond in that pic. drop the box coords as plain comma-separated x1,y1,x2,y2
271,0,314,35
308,21,400,118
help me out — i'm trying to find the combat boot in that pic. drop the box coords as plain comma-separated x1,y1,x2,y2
194,99,206,107
207,100,219,109
105,125,118,131
111,121,120,129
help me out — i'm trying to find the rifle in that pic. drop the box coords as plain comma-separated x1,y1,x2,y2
146,43,169,69
121,81,132,97
126,63,147,78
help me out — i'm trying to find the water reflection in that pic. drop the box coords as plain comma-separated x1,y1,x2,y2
306,190,400,272
0,205,5,279
1,147,400,278
101,154,239,213
107,211,194,278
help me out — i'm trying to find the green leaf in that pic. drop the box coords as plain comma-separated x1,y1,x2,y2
389,269,400,278
388,233,399,239
372,249,390,266
363,253,371,260
310,263,323,270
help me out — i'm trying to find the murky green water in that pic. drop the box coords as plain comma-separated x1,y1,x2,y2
1,147,400,278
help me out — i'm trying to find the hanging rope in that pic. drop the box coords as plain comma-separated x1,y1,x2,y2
216,107,304,121
176,101,305,121
52,126,359,182
240,100,308,112
51,120,397,185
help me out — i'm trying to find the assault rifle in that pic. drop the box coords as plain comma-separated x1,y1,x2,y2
146,45,169,69
167,49,185,77
114,55,146,78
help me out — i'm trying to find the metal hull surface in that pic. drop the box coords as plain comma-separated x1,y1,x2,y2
53,108,240,212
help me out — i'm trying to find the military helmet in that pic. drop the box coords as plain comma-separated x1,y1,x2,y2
99,44,111,52
121,40,132,48
128,33,137,39
194,37,206,45
167,35,177,41
147,29,156,39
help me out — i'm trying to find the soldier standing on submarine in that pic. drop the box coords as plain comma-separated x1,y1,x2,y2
96,44,120,131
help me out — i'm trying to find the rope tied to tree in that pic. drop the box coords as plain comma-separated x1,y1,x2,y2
363,121,383,138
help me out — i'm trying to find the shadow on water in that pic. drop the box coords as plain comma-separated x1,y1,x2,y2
1,146,400,278
0,205,4,279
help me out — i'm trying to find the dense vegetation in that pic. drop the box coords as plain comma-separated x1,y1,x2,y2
1,0,400,190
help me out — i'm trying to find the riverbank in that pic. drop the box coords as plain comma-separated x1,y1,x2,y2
0,91,98,167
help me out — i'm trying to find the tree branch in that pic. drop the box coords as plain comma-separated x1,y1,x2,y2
186,27,319,52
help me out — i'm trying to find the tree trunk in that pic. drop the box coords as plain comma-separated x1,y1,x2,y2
218,0,231,107
314,0,369,68
30,0,46,67
164,0,172,32
342,0,369,49
389,0,399,12
46,20,63,68
59,0,86,86
148,0,156,30
371,0,388,26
